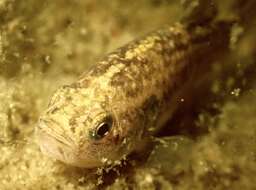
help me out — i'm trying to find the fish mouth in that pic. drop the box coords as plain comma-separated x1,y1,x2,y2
37,132,105,168
36,119,107,168
36,121,69,163
35,118,76,164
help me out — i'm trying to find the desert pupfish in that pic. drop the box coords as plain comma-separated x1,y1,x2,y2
36,22,230,168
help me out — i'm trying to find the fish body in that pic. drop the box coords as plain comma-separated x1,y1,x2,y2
36,22,230,168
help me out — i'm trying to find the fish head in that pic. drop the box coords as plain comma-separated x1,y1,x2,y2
36,83,138,168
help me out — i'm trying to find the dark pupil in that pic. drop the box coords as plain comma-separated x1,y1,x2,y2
96,122,110,138
90,116,113,140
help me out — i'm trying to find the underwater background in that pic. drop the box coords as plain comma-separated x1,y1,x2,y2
0,0,256,189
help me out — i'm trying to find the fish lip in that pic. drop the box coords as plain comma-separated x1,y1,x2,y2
36,118,72,162
36,125,65,161
38,134,104,168
36,119,104,168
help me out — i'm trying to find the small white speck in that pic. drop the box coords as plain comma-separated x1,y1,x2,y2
144,174,153,183
169,40,175,48
231,88,241,97
101,157,108,163
80,27,88,35
43,55,51,64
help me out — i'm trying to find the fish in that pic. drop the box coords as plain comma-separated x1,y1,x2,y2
36,22,230,168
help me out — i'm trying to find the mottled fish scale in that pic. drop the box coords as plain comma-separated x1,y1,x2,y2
36,22,230,167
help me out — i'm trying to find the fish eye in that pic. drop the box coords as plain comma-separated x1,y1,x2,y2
96,122,111,137
90,115,113,140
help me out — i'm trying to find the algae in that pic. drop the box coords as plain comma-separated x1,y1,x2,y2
0,0,256,189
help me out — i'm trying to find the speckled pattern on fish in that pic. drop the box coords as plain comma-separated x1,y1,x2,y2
36,22,230,168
